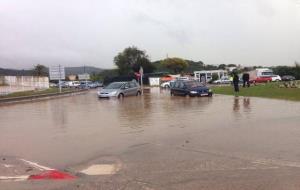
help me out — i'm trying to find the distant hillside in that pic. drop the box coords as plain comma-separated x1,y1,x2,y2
0,66,104,76
0,68,33,76
65,66,103,75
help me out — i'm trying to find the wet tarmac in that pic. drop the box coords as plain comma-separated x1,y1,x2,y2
1,88,300,189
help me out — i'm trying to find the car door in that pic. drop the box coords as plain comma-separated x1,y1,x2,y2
123,82,131,96
178,81,187,96
128,82,137,96
172,81,180,95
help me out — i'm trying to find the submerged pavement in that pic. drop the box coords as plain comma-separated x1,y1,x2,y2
0,88,300,189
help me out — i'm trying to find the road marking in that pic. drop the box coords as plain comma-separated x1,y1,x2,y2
0,175,29,182
3,164,14,168
80,164,119,175
29,170,76,180
20,159,54,171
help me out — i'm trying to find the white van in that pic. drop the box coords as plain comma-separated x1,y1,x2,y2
67,81,80,88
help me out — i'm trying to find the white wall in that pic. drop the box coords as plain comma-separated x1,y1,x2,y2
3,76,49,88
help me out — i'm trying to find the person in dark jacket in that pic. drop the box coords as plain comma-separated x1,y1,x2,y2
242,73,250,87
233,72,240,93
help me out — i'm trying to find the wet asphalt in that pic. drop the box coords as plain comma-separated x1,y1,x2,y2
1,88,300,190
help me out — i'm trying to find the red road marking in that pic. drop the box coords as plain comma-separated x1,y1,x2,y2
28,170,76,180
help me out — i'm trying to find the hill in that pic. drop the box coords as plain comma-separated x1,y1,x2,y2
0,66,104,76
65,66,103,75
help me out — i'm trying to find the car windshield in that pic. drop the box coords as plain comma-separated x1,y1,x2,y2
104,82,124,89
184,81,203,88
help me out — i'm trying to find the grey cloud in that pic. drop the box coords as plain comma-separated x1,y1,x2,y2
134,12,190,46
0,0,299,69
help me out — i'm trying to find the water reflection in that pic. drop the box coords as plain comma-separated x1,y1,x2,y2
50,100,68,129
233,97,252,120
243,98,251,113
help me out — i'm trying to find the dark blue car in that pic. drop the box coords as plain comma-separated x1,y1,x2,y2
170,80,213,97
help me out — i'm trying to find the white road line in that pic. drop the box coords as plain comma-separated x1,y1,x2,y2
80,164,119,175
0,175,29,181
20,159,54,171
3,164,14,168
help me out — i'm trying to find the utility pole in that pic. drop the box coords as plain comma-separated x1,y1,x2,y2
139,66,144,95
59,64,62,93
84,65,87,88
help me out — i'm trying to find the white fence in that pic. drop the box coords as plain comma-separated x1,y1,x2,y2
0,76,49,95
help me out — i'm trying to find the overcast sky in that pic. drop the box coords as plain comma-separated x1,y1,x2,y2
0,0,300,69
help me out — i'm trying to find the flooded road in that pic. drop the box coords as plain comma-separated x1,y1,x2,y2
1,88,300,189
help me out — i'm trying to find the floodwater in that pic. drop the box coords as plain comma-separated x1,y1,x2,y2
1,88,300,189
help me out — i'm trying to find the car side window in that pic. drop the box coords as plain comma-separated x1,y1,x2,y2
179,82,184,89
129,82,136,88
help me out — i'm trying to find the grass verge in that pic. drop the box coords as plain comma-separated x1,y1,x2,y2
211,82,300,101
0,88,76,99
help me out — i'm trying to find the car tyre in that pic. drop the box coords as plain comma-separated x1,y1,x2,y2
118,93,124,99
136,91,141,96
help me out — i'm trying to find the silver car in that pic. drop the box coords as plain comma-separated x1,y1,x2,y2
98,81,141,98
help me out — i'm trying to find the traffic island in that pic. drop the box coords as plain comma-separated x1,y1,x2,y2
0,88,88,105
211,82,300,101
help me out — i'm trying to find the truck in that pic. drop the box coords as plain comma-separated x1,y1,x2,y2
248,68,281,83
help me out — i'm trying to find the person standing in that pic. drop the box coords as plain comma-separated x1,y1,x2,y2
233,72,240,94
242,73,250,87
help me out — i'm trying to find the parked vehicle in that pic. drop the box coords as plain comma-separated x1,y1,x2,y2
161,78,189,88
281,75,296,81
248,68,278,83
170,80,213,97
250,77,272,83
98,81,141,98
161,81,171,88
49,82,58,87
93,81,103,88
58,81,68,88
79,81,92,89
65,81,80,88
213,77,231,84
271,75,281,82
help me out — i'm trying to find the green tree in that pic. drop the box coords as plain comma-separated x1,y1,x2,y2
114,46,154,75
218,64,226,70
33,64,48,76
211,73,219,82
161,58,188,74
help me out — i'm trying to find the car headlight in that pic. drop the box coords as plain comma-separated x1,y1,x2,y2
190,91,198,94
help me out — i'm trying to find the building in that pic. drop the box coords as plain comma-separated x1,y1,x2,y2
194,70,228,83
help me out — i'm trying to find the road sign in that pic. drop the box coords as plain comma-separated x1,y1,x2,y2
139,66,143,75
49,65,65,80
78,73,90,80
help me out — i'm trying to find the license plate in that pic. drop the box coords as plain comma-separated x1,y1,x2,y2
201,93,208,96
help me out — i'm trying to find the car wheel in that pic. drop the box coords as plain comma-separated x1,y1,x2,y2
165,84,170,88
118,93,124,99
136,91,141,96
